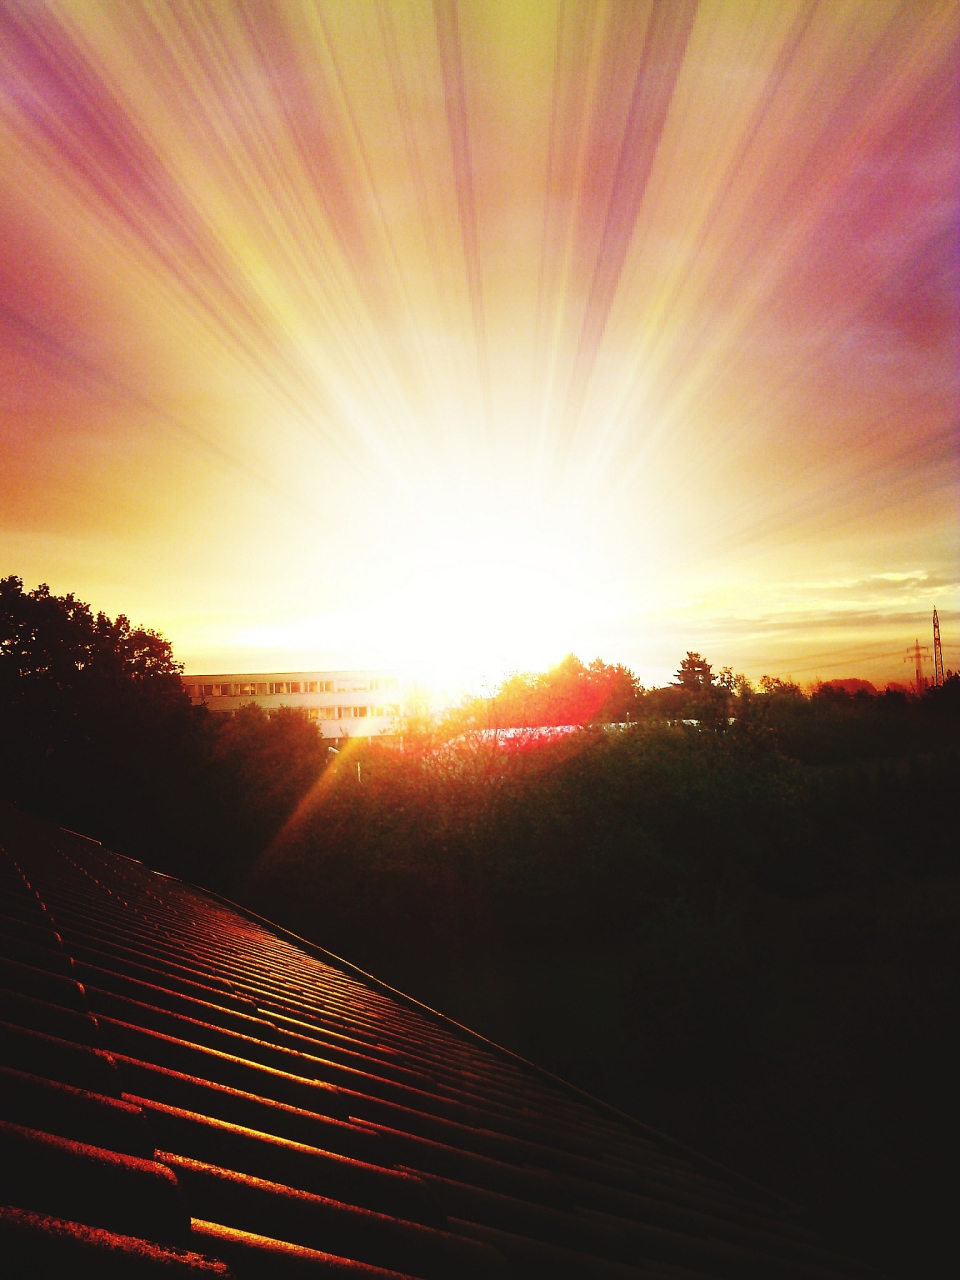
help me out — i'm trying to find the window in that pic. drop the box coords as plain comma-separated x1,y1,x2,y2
256,684,268,696
307,708,319,720
240,682,256,696
357,705,368,717
203,684,214,696
321,706,336,719
290,682,301,694
305,682,317,693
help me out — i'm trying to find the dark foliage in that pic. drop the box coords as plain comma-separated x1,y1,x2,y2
199,703,326,880
0,577,324,875
0,576,198,857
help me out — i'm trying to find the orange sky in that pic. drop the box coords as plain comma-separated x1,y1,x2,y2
1,1,957,690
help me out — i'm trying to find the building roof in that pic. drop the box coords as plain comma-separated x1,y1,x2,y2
182,672,402,687
0,802,879,1278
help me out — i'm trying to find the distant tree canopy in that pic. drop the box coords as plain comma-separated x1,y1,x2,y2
759,675,803,697
462,654,643,729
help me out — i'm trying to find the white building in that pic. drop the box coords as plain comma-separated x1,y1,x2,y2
182,670,404,741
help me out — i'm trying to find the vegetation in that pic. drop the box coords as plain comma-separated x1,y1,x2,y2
0,576,324,875
2,576,957,1277
450,653,644,728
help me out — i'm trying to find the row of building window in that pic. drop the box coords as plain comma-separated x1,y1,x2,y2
306,706,399,721
187,682,333,698
185,678,399,699
187,694,399,720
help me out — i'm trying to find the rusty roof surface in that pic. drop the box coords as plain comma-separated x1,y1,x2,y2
0,803,878,1278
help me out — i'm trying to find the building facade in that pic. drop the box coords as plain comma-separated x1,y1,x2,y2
182,670,403,740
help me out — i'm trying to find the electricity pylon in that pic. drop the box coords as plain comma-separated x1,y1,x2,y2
932,608,944,687
904,639,930,694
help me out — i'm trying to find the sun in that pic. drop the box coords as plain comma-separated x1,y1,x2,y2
348,479,614,689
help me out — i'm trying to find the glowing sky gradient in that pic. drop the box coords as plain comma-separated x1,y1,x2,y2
1,1,957,689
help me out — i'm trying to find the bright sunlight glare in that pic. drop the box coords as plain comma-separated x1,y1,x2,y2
230,477,621,695
363,483,617,688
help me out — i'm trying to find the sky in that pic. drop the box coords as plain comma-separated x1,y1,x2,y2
1,0,957,691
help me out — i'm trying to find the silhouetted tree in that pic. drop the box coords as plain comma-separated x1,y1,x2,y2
667,652,731,727
0,577,197,844
675,652,714,690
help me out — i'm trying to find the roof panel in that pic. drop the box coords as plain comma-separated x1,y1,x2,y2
0,803,879,1278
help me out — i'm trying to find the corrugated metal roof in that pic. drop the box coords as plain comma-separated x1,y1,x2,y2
0,802,880,1278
